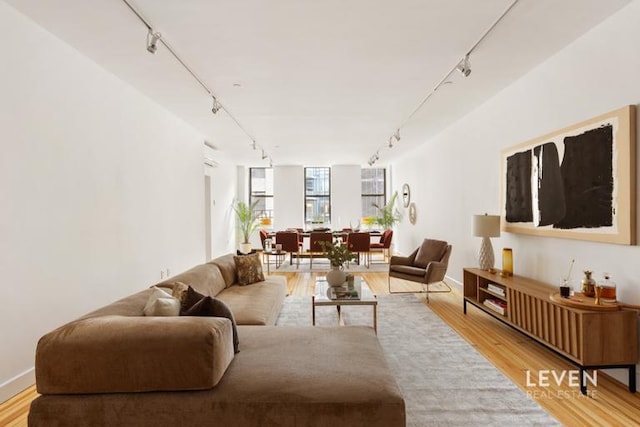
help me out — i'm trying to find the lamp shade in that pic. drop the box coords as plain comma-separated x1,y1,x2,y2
473,214,501,238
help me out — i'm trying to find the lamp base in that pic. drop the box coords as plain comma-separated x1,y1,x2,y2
478,237,495,271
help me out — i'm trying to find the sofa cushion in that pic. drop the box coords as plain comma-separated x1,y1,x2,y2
233,253,265,285
143,287,181,316
181,286,240,353
216,275,287,325
156,263,226,297
414,239,447,268
35,315,235,394
208,254,238,287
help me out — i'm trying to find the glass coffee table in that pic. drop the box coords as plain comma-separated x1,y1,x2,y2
312,276,378,333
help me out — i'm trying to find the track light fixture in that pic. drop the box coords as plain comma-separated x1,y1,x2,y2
456,55,471,77
365,0,518,166
211,97,222,114
146,30,161,54
388,137,394,148
261,149,268,160
251,140,257,150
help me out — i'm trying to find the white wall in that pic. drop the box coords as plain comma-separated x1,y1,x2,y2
391,0,640,385
205,161,237,258
0,4,209,402
331,165,362,230
273,165,305,230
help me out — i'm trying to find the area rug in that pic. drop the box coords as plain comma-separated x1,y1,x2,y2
276,294,559,427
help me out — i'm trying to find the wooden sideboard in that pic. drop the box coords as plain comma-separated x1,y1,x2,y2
463,268,638,394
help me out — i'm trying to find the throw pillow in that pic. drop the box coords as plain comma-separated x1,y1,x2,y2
143,287,181,316
181,286,240,353
233,253,265,285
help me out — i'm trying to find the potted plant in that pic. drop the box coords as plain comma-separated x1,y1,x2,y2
372,191,401,230
232,200,260,254
319,239,356,286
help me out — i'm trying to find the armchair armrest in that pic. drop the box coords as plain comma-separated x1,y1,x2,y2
389,248,419,266
424,261,448,284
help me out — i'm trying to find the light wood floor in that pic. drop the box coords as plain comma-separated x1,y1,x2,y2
2,271,639,426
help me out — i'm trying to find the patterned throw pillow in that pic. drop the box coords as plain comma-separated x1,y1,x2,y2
233,253,265,285
181,286,239,353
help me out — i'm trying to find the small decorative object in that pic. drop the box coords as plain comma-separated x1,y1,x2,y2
402,183,411,207
594,285,602,305
346,273,355,288
559,280,571,298
264,238,272,252
581,270,596,297
473,213,501,271
319,239,356,287
598,273,617,303
275,243,282,253
501,248,513,277
408,203,417,224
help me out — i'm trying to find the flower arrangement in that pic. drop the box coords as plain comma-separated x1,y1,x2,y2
319,239,356,268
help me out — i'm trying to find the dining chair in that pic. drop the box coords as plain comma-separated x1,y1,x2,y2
370,229,393,262
275,231,301,267
346,232,371,268
308,232,333,269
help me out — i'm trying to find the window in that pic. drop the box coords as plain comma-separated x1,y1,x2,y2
305,167,331,226
361,168,386,218
249,168,274,226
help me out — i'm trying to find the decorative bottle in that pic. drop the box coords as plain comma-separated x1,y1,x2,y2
598,273,617,304
581,270,596,297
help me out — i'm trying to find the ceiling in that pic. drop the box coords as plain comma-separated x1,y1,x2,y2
5,0,632,166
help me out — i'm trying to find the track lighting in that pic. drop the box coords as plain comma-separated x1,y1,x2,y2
261,149,268,160
211,97,222,114
456,55,471,77
146,30,161,54
252,140,257,150
394,129,401,142
388,137,394,148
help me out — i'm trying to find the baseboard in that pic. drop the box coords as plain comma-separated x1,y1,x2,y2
0,368,35,404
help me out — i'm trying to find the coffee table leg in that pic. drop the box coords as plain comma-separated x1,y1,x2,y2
373,304,378,334
312,296,316,326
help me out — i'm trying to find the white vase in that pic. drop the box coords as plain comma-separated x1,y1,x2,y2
239,243,253,254
326,266,346,287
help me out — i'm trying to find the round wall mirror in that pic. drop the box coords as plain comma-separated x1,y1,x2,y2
409,203,417,224
402,183,411,207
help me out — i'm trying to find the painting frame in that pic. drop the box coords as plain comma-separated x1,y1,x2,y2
500,105,636,245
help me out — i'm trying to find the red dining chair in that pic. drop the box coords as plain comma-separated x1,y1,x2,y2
275,231,301,267
370,229,393,262
308,232,333,269
346,232,371,268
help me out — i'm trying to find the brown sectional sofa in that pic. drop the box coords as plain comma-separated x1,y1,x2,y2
29,254,406,427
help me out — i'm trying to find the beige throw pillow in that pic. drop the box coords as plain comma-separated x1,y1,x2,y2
143,287,181,316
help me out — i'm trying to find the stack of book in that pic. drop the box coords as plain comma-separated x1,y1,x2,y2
483,298,507,315
487,283,506,297
329,287,360,300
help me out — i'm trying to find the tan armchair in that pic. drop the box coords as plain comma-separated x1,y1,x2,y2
388,238,452,302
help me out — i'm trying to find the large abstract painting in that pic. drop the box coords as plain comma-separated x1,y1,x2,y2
501,105,636,245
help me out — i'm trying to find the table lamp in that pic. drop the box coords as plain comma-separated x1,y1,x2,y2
473,214,501,270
